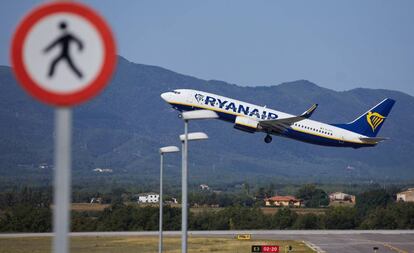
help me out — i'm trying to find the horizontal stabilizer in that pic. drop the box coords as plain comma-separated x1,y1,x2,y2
359,137,389,144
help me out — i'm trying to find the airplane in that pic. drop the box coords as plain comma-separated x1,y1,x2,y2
161,89,395,148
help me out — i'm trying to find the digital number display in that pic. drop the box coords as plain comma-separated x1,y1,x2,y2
251,245,279,253
262,246,279,252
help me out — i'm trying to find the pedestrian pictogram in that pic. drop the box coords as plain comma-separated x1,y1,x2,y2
44,21,84,79
11,1,116,106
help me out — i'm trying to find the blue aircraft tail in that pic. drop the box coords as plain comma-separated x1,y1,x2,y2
333,98,395,137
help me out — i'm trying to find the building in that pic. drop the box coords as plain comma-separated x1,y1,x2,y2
397,188,414,202
38,163,51,170
137,193,159,203
165,198,178,205
265,196,302,207
93,168,113,173
200,184,210,190
90,197,102,204
329,192,355,203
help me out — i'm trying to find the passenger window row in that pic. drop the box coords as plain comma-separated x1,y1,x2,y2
293,123,333,136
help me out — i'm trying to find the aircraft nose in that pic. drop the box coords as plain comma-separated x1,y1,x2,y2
161,92,173,102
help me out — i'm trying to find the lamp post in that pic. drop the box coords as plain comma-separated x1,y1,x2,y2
159,146,180,253
180,110,218,253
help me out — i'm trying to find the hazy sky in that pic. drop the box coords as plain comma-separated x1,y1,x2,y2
1,1,414,95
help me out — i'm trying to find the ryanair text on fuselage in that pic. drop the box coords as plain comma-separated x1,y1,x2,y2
195,93,278,120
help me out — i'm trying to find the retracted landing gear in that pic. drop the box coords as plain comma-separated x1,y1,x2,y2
264,134,272,143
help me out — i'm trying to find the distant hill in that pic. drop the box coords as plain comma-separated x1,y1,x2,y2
0,56,413,186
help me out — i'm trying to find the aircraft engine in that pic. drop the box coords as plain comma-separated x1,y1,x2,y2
233,116,260,133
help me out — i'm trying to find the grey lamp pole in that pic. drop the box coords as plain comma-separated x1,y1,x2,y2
180,110,218,253
159,146,180,253
182,120,188,253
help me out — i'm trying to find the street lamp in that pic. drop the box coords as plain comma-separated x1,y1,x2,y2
180,109,218,253
159,146,180,253
179,132,208,253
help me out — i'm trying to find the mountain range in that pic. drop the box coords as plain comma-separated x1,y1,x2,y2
1,56,413,186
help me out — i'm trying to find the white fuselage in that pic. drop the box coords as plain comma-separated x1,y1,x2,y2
161,89,373,148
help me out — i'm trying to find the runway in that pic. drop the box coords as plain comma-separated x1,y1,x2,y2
1,230,413,253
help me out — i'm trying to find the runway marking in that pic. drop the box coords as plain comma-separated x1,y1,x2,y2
355,237,412,253
383,243,409,253
302,240,326,253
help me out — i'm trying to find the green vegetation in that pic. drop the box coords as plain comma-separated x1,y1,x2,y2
0,187,51,232
270,207,298,229
1,186,414,232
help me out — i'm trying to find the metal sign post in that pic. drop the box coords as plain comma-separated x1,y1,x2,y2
53,108,72,253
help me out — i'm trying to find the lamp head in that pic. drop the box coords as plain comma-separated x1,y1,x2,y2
159,146,180,154
179,132,208,142
182,110,218,121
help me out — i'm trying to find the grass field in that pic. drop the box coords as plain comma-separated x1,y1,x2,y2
260,207,326,216
71,203,110,212
0,236,315,253
70,203,327,217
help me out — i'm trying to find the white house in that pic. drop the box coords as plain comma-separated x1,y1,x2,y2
265,195,302,207
165,198,179,205
200,184,210,190
329,192,355,203
90,197,102,204
138,193,160,203
93,168,113,173
397,188,414,202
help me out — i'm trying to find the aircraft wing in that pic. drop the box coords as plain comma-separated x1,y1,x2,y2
259,104,318,133
359,137,389,144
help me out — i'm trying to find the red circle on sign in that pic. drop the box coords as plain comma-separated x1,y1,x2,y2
11,2,116,107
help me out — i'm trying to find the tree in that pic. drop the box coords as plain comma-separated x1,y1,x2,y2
296,184,329,208
324,206,357,229
243,182,250,196
256,187,267,200
270,207,298,229
355,189,393,217
359,208,397,229
0,204,51,232
221,206,269,229
71,212,98,232
359,202,414,229
265,183,275,198
293,213,322,229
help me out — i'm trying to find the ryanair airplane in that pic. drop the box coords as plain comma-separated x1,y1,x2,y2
161,89,395,148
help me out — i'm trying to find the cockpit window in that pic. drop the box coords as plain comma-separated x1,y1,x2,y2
172,90,181,94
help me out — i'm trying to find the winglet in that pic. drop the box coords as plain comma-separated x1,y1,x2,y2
301,104,318,118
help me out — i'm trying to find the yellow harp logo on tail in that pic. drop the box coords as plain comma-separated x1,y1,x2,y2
366,112,385,132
